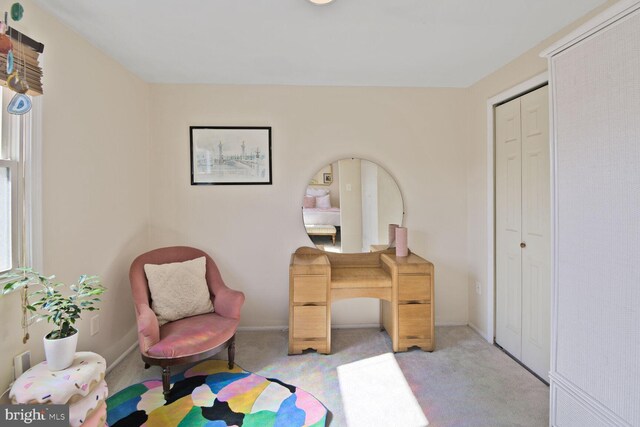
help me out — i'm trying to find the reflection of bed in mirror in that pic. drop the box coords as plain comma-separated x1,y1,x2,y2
302,207,341,226
303,183,341,226
303,184,342,250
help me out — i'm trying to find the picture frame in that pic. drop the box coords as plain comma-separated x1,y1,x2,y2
309,164,333,186
323,173,333,184
190,126,272,185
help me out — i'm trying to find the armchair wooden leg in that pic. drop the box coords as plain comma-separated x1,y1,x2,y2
162,366,171,399
228,335,236,369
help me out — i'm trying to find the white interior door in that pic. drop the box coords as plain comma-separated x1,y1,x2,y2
495,85,550,380
495,96,523,360
520,86,550,380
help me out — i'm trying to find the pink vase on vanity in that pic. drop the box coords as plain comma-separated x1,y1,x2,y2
395,227,408,257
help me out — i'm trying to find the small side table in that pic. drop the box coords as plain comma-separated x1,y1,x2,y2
10,352,108,427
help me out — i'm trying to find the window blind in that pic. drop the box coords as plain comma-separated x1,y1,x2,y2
0,27,44,95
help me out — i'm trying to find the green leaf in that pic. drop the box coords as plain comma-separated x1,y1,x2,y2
4,267,105,332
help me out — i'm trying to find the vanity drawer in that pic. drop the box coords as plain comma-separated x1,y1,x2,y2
293,275,327,303
292,306,327,339
398,303,431,339
398,275,430,302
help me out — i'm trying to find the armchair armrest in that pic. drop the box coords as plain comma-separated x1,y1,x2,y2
213,287,245,320
136,303,160,353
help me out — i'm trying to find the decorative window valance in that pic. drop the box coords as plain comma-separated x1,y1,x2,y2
0,27,44,95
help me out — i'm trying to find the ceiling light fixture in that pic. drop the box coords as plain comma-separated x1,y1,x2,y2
308,0,334,5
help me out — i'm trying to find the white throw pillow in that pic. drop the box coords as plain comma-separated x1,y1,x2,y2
306,186,330,197
316,194,332,209
144,256,214,326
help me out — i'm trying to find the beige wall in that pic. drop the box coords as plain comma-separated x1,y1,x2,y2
148,84,470,328
377,164,404,245
339,158,363,253
465,1,619,338
0,0,149,393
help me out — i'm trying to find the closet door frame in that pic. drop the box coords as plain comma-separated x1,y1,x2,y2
482,72,548,344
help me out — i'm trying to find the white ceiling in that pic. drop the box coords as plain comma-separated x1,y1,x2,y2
32,0,606,88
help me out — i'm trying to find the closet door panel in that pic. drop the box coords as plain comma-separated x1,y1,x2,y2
520,86,551,380
495,97,523,359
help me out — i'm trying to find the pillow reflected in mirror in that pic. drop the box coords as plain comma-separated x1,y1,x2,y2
303,195,316,208
306,186,329,197
316,194,331,209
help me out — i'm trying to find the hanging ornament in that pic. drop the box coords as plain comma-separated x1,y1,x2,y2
6,49,13,73
7,17,31,116
0,33,12,53
11,3,24,21
7,70,28,93
7,93,31,114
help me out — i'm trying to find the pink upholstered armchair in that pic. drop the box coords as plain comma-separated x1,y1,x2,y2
129,246,245,397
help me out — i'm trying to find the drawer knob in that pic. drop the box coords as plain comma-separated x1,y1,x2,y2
520,242,527,248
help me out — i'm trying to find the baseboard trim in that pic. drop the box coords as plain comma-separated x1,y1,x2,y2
237,325,287,332
435,321,469,327
468,321,492,343
238,322,468,337
550,372,630,426
239,322,467,331
238,323,382,332
333,323,382,329
106,342,138,375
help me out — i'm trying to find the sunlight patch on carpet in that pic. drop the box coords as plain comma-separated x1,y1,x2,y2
337,353,428,427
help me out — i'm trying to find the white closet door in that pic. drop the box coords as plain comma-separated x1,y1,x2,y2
495,86,550,379
520,86,550,380
495,97,523,360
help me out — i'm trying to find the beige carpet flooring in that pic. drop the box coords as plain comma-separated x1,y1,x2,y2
106,326,549,427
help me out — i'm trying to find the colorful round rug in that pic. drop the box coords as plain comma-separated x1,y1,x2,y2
106,360,328,426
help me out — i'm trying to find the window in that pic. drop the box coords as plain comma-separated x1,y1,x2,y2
0,87,32,273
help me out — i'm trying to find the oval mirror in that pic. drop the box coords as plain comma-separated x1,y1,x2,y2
302,158,404,253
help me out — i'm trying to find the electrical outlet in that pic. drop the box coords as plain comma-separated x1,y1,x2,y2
475,282,482,295
90,315,100,336
14,351,30,379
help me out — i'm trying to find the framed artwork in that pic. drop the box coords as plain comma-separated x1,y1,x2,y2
190,126,272,185
309,164,332,186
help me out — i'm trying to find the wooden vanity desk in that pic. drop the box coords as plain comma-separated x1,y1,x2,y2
288,246,434,354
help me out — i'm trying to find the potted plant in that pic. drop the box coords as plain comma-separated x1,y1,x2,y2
1,268,106,371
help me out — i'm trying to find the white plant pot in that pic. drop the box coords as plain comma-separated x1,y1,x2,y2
43,330,78,371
